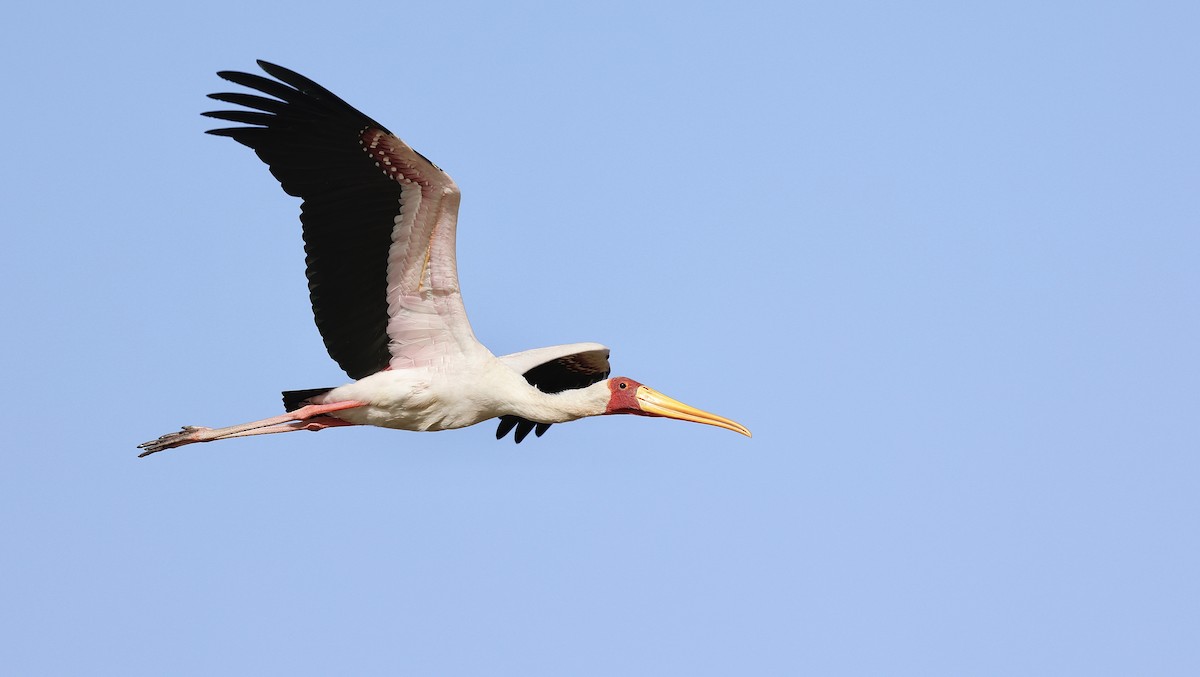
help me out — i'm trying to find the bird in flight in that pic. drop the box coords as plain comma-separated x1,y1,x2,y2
139,61,750,457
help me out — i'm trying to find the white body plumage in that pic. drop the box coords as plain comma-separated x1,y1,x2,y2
320,355,609,432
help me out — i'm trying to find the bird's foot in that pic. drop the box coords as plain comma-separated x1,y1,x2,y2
137,426,212,457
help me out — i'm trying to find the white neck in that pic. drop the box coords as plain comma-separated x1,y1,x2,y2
506,380,610,424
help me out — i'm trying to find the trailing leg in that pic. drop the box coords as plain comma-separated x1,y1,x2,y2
137,400,365,457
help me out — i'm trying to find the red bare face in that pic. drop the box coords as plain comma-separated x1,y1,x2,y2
605,377,648,415
599,376,752,436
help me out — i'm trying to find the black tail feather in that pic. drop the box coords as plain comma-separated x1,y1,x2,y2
282,387,334,412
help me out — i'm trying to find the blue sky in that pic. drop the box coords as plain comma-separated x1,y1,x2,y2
2,1,1198,674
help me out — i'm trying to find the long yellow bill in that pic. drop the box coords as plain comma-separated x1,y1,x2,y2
635,386,752,437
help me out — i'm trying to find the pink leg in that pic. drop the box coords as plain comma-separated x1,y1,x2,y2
171,416,360,441
138,401,365,457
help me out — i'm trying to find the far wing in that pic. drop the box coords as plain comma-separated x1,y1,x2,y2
204,61,481,379
495,343,611,442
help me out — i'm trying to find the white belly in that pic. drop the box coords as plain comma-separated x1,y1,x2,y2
319,363,527,432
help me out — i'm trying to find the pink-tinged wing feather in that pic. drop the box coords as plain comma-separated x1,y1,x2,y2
360,130,484,370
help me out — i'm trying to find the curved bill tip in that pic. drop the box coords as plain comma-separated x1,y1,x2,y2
636,386,752,437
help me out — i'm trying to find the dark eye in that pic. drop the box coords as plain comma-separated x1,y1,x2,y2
618,382,628,390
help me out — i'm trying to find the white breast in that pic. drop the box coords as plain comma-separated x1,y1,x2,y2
321,360,530,432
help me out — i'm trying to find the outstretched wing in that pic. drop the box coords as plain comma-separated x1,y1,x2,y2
495,343,612,443
204,60,482,379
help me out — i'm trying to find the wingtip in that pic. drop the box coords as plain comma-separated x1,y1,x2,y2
255,59,285,77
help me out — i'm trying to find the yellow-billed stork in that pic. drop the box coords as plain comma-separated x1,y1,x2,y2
138,61,750,457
